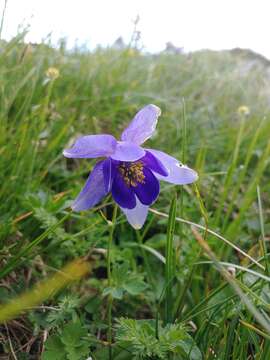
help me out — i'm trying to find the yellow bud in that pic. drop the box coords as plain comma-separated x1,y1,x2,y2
237,105,250,116
46,67,59,80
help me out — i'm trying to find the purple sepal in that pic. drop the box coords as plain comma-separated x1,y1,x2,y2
72,160,108,211
63,134,117,159
146,149,198,185
110,141,145,162
103,158,116,193
121,197,149,229
121,104,161,145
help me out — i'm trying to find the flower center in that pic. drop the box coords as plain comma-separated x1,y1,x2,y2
118,161,145,187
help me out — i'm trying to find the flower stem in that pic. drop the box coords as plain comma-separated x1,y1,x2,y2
136,230,154,287
107,205,117,360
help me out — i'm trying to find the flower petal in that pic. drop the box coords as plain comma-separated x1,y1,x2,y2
141,151,168,176
111,170,136,209
110,141,145,162
63,134,117,158
72,161,108,211
121,197,149,229
103,158,116,192
147,149,198,184
121,104,161,145
134,167,160,206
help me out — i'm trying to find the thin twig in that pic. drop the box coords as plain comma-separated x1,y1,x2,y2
4,322,18,360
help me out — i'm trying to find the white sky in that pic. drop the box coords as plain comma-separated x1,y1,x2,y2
2,0,270,58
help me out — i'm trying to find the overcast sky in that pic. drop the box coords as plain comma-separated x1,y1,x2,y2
2,0,270,58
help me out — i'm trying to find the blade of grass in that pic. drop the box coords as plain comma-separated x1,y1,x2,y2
226,137,270,238
215,114,246,226
177,98,187,267
0,212,70,280
165,195,177,325
240,320,270,341
223,315,239,360
150,208,264,270
257,185,269,276
222,117,266,230
192,226,270,333
197,261,270,283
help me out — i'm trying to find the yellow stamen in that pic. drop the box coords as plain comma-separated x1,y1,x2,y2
118,161,145,187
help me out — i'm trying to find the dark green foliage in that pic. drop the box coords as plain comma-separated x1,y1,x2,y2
115,318,202,359
42,320,90,360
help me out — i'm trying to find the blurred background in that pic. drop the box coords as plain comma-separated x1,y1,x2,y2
2,0,270,57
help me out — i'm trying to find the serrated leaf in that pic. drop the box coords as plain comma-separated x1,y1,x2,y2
42,335,66,360
61,321,88,347
66,343,90,360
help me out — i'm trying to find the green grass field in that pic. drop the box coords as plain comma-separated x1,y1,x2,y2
0,32,270,359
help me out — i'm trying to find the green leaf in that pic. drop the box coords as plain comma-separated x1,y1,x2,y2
42,335,66,360
123,278,147,295
103,286,124,299
61,321,88,347
66,342,90,360
177,337,202,360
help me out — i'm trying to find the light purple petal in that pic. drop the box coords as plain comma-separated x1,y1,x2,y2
121,104,161,145
110,141,145,162
103,158,116,192
63,134,117,159
147,149,198,185
121,197,149,229
72,161,108,211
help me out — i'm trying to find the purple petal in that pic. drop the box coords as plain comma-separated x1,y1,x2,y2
121,104,161,145
147,149,198,184
72,160,108,211
110,141,145,162
134,167,160,206
111,170,136,209
103,158,116,192
63,134,117,158
141,151,168,176
121,197,149,229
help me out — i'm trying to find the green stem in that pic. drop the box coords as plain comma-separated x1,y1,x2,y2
136,230,154,287
28,80,54,187
181,98,187,165
177,98,187,258
107,205,117,360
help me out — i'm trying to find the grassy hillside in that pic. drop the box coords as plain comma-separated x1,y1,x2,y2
0,33,270,359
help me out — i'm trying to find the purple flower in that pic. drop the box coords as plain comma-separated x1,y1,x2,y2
63,105,198,229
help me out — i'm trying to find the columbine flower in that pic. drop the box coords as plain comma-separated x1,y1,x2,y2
63,105,198,229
